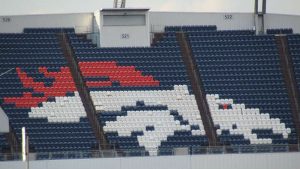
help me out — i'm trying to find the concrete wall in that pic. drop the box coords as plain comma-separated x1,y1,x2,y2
100,26,150,47
149,12,300,34
1,12,300,42
149,12,256,32
0,107,9,133
1,12,300,34
0,152,299,169
0,13,93,33
265,14,300,33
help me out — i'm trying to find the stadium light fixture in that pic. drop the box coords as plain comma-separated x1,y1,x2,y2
113,0,126,8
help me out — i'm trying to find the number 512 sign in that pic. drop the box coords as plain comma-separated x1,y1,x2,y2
224,14,233,20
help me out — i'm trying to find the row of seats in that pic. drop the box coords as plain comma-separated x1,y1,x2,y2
165,25,217,32
189,41,275,45
267,28,293,35
0,48,61,52
74,48,181,54
188,35,274,41
23,28,75,34
192,51,278,55
0,44,60,48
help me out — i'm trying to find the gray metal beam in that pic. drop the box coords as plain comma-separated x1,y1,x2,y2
254,0,258,14
262,0,267,14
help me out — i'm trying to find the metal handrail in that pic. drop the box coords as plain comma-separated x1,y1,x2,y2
0,144,299,161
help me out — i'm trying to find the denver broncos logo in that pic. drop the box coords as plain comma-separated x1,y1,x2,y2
3,61,292,156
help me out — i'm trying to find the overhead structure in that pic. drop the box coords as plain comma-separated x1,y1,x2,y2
113,0,126,8
99,8,150,47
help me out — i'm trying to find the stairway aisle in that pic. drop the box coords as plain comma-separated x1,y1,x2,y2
276,35,300,150
57,33,109,149
176,32,218,146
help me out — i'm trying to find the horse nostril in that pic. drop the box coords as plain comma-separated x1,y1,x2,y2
232,124,237,129
146,126,155,131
